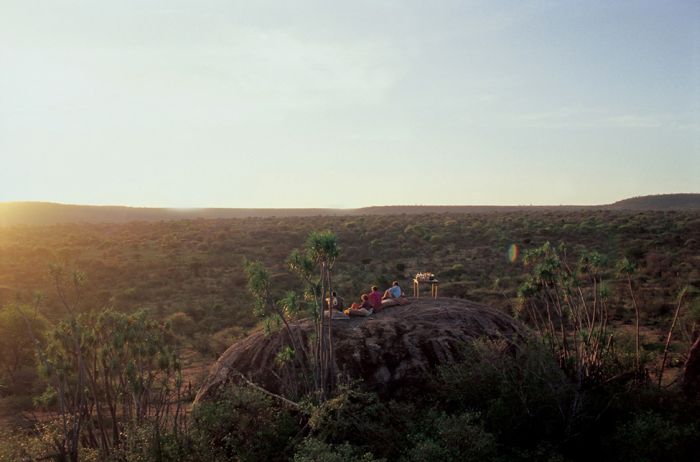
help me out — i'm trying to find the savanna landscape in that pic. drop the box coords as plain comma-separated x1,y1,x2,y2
3,1,699,460
1,197,699,461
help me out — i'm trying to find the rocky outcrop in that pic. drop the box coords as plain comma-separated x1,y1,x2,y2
194,298,525,403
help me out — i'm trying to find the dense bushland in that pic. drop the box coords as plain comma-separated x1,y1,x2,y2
1,211,699,460
5,338,697,461
1,210,698,334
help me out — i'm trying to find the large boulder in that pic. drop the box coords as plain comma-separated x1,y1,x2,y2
195,297,525,403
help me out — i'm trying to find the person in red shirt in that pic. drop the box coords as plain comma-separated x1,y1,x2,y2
368,286,383,312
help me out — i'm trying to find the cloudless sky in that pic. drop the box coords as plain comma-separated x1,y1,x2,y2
1,0,699,208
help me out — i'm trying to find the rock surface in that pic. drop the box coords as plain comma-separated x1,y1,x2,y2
194,297,524,403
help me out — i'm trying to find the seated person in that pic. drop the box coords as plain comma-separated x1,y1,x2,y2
324,291,345,312
382,281,410,307
344,294,373,317
382,281,404,300
368,286,383,311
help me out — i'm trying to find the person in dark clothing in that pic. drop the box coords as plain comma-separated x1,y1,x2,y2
345,294,373,317
325,291,345,311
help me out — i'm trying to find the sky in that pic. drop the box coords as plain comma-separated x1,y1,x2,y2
1,0,699,208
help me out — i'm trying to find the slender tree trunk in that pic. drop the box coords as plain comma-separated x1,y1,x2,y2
309,284,322,391
85,362,110,455
552,289,568,358
658,287,687,388
327,267,335,390
318,264,326,397
586,278,597,344
101,359,120,447
543,298,557,350
626,275,641,372
69,326,85,462
272,302,311,390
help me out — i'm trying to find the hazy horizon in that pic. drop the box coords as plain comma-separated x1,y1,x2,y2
3,192,700,212
2,1,699,208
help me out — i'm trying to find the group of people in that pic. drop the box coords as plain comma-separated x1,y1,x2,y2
326,281,408,318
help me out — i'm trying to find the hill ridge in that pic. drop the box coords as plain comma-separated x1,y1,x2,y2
1,193,699,226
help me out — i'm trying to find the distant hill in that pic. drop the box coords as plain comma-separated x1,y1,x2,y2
609,194,700,210
351,205,595,215
0,202,347,226
0,194,697,226
0,202,595,226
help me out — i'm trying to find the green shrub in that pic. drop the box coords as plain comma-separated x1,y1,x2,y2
107,423,190,462
402,411,497,462
308,387,414,460
610,411,699,462
0,429,49,462
293,438,382,462
190,385,302,462
435,338,595,454
166,311,196,336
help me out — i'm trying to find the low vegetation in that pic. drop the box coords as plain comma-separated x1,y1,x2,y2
0,209,699,460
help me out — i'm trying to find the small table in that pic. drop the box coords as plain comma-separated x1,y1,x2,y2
413,278,439,298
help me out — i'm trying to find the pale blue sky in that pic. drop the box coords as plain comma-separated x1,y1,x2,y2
1,0,698,207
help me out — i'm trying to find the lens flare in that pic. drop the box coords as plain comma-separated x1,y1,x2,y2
507,243,519,263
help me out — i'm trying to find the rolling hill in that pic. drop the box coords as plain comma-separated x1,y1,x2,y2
0,193,698,226
609,193,700,210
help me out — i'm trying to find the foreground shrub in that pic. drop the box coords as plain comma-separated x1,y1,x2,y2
307,387,414,459
437,339,577,447
107,422,190,462
402,411,497,462
609,411,699,462
0,429,48,462
293,438,382,462
190,385,302,462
